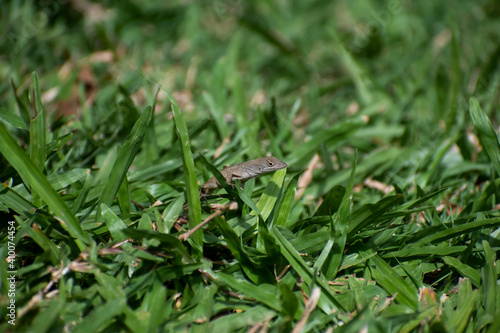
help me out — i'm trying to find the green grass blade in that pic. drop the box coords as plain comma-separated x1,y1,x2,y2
323,152,356,278
253,167,287,221
469,97,500,177
26,225,61,264
117,175,130,215
383,246,469,259
271,226,345,312
0,124,86,249
97,106,153,219
72,170,92,214
164,89,202,255
274,173,299,227
446,278,479,333
28,72,46,206
72,298,127,333
30,298,64,333
203,91,228,138
101,203,128,242
414,217,500,246
0,109,28,130
211,306,276,331
368,254,418,309
161,195,185,233
217,216,274,284
0,184,36,216
215,271,280,310
314,185,345,217
481,240,496,316
287,117,367,165
442,256,481,287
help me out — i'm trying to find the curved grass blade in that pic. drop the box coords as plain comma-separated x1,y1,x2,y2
0,124,87,249
469,97,500,177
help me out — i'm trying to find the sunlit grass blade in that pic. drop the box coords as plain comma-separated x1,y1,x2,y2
253,167,287,220
274,173,299,227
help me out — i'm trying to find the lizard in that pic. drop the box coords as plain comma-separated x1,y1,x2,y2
201,156,287,194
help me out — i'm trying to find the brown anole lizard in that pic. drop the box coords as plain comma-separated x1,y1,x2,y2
201,156,287,194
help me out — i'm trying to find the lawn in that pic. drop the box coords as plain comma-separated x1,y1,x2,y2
1,1,499,332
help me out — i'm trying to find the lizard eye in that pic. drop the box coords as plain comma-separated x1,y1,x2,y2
267,161,274,166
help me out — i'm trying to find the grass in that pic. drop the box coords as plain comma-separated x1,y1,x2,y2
1,1,499,332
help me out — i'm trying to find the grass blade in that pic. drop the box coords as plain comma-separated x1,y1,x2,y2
442,256,481,287
97,106,153,219
28,72,46,206
469,97,500,176
0,124,86,249
271,226,345,312
164,89,203,255
368,254,418,309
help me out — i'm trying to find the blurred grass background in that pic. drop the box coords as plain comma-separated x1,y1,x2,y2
1,0,500,332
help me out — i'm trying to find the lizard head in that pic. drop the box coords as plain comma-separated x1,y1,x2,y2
257,156,287,173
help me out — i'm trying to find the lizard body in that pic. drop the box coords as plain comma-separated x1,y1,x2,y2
201,156,287,194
